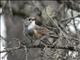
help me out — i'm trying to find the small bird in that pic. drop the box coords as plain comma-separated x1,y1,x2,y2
26,16,49,39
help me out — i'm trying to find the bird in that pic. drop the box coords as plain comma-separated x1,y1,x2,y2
26,16,49,39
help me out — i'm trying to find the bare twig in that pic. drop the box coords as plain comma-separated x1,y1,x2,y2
0,46,21,53
61,15,79,23
65,0,80,12
8,0,13,16
0,38,22,53
24,46,28,60
0,35,6,41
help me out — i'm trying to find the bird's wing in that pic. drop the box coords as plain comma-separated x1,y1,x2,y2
34,25,49,35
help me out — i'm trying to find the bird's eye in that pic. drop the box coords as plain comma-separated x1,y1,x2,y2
29,18,31,21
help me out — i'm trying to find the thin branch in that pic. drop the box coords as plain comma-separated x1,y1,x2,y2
0,35,6,41
0,46,21,53
24,46,28,60
8,0,13,16
61,15,79,22
0,38,22,53
30,45,79,51
65,0,80,12
71,10,78,32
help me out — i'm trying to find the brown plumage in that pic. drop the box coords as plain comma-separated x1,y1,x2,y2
33,26,49,39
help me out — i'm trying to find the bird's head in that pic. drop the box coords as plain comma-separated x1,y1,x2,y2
28,16,36,21
27,16,36,30
28,16,42,26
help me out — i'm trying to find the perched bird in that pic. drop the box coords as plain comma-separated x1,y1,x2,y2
26,16,49,39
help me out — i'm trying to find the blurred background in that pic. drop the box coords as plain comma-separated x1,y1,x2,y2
0,0,80,60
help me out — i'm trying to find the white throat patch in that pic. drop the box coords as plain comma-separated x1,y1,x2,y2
28,21,36,30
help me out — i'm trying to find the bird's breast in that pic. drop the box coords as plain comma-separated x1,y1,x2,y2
26,28,34,36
